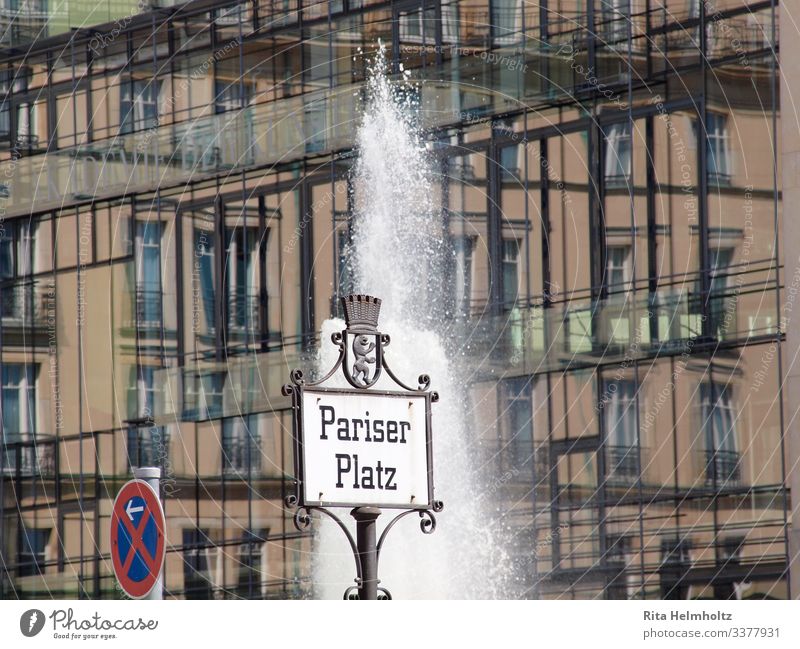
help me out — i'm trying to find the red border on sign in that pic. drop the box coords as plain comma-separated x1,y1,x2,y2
110,479,166,599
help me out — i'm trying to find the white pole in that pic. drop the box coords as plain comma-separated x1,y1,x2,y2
134,466,163,600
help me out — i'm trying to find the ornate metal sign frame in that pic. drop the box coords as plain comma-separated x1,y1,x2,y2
282,294,443,599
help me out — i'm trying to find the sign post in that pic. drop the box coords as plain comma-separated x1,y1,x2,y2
110,468,165,600
283,294,442,600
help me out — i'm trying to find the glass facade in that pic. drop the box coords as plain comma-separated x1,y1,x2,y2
0,0,787,599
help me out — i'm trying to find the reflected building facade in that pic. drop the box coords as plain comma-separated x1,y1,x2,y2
0,0,791,599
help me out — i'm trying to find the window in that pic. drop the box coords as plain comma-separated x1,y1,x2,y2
503,376,533,469
336,227,354,305
694,112,731,182
502,238,519,308
709,247,734,337
700,382,740,485
2,363,36,441
659,537,693,599
15,99,37,147
603,379,639,482
222,415,262,475
491,0,522,44
605,245,631,292
225,226,259,333
135,221,162,328
17,527,49,577
183,529,214,599
452,236,474,315
214,80,253,114
499,145,520,181
0,219,37,279
236,529,267,598
120,79,162,134
606,535,633,599
127,366,168,469
194,227,216,336
199,372,225,420
599,0,630,46
398,5,437,43
604,122,632,185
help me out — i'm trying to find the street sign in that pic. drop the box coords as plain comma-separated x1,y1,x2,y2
283,294,443,599
110,479,166,599
300,388,432,508
283,294,439,512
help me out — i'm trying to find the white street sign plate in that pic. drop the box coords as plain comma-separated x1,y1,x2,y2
299,388,432,508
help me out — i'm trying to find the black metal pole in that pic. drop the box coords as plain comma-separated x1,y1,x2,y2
351,507,381,600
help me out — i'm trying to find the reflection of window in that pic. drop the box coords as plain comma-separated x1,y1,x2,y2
222,415,262,475
659,536,692,599
199,372,225,419
182,369,226,420
502,238,520,308
127,366,168,469
135,221,162,328
605,245,631,291
183,529,215,599
15,100,37,146
709,247,734,337
718,536,744,565
606,534,632,599
491,0,522,44
500,145,520,181
127,424,168,470
225,226,259,332
452,236,474,315
0,219,37,278
304,101,327,154
503,376,532,468
194,227,215,335
18,526,49,577
700,382,740,485
604,122,631,184
399,6,437,43
600,0,630,45
120,79,162,134
0,68,37,146
604,379,638,482
214,80,253,113
694,112,731,182
236,529,267,598
336,227,354,303
661,537,692,566
2,363,36,440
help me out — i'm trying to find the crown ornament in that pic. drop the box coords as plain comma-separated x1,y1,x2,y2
341,294,382,331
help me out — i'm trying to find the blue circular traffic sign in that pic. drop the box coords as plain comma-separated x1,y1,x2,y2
110,479,165,598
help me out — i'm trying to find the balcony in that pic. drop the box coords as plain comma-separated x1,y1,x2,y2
222,436,263,477
226,290,260,333
606,445,640,484
1,282,51,327
134,289,163,329
1,435,56,477
704,449,741,486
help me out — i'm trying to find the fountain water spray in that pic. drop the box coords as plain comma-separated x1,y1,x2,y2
312,44,510,599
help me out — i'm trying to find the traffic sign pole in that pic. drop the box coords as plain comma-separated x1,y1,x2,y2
133,467,163,601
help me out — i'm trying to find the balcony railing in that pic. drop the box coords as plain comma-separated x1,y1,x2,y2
606,445,640,483
705,449,741,486
227,290,260,332
1,282,51,325
135,289,163,328
222,436,263,476
1,436,56,477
